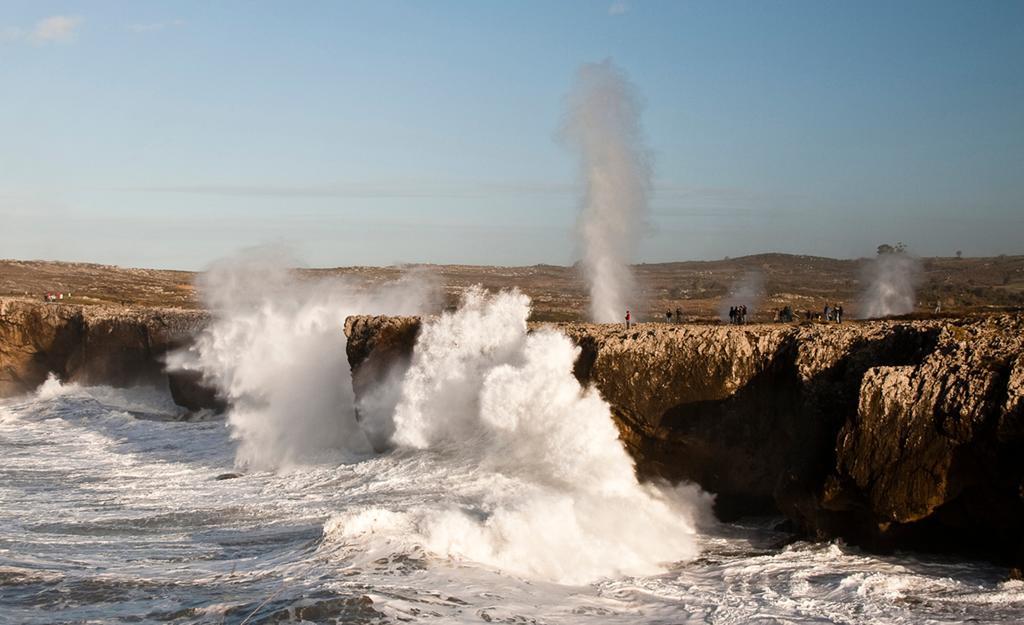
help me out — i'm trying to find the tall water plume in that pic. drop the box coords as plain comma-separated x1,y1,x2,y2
563,60,651,323
860,247,921,318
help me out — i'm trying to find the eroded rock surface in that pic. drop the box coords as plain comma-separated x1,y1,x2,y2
344,313,1024,565
343,315,421,415
0,298,219,411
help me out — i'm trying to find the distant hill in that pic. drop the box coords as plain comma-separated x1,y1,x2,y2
2,254,1021,321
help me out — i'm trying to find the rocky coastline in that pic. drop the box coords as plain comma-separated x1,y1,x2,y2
345,313,1024,567
0,298,219,412
4,295,1021,567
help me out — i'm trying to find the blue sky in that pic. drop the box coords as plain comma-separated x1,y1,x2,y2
1,1,1022,269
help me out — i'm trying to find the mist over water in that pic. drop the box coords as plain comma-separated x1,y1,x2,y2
564,60,652,323
860,252,922,318
166,249,435,470
169,252,707,583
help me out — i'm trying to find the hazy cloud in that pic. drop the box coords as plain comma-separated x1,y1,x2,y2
125,180,577,199
1,26,23,42
30,15,81,44
608,2,630,16
123,180,780,204
127,19,185,33
0,191,71,217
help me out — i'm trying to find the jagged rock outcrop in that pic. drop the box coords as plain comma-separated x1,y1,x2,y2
343,315,421,413
344,313,1024,565
0,298,220,411
818,318,1024,559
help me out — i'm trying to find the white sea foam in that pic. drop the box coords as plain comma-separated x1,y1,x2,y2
322,288,708,584
2,376,1022,623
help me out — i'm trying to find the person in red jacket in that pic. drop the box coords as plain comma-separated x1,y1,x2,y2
625,310,631,329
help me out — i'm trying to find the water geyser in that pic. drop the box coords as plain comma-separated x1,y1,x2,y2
563,59,652,323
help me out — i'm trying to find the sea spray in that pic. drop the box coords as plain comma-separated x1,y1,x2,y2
168,252,707,583
326,288,710,584
860,249,921,318
166,249,436,470
563,60,652,323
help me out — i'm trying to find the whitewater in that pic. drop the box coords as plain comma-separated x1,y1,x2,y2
2,284,1022,624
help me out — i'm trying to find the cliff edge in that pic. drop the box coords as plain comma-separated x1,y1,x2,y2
0,298,219,411
344,314,1024,566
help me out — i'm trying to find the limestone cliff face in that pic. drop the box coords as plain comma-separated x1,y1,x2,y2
344,313,1024,564
823,318,1024,556
0,298,219,411
343,314,421,413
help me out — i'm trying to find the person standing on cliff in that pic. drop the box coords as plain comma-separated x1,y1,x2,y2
675,307,682,323
625,310,631,330
836,305,844,323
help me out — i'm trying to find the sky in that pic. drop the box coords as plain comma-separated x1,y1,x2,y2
1,1,1022,269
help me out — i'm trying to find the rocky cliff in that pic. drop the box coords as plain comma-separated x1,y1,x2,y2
344,314,1024,566
0,298,220,411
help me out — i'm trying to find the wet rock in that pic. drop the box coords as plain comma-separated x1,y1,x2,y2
343,314,420,435
294,595,380,622
168,369,226,413
215,473,242,481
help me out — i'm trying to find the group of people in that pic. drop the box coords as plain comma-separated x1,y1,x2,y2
42,292,70,302
624,307,684,329
728,305,748,324
823,304,844,323
776,305,844,323
622,302,844,327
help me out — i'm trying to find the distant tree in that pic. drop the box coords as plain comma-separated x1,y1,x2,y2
877,242,908,255
956,250,963,260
